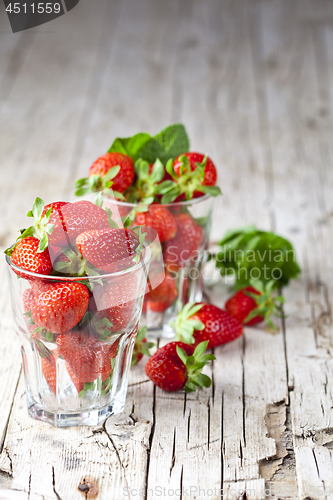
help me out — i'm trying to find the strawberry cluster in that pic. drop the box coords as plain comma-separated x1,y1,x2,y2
6,197,148,397
72,124,223,315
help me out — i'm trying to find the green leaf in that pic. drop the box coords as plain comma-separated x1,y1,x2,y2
103,165,120,182
139,124,190,164
94,192,104,208
199,185,222,197
216,226,301,289
105,207,119,229
38,234,48,253
193,341,209,358
32,197,45,221
108,133,152,161
176,346,188,366
108,124,189,164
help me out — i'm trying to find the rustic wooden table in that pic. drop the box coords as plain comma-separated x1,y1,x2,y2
0,0,333,498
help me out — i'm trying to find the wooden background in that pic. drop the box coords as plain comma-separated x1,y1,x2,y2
0,0,333,498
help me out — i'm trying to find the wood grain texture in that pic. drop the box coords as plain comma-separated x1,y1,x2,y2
0,0,333,498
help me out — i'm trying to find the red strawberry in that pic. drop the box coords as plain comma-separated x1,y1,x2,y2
65,362,84,393
48,200,110,248
31,282,89,334
148,271,178,312
159,153,221,202
173,152,217,187
75,152,135,197
90,274,138,336
225,286,262,325
172,302,243,348
9,237,52,277
225,281,285,329
56,330,118,384
23,288,34,312
131,326,154,366
17,198,110,252
163,213,203,266
33,338,58,394
134,206,177,242
76,228,139,273
41,355,57,394
145,341,215,392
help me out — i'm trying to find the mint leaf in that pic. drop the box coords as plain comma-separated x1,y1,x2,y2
216,226,301,289
108,132,151,161
107,124,189,164
139,124,189,164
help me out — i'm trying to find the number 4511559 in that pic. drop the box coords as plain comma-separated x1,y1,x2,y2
6,3,62,14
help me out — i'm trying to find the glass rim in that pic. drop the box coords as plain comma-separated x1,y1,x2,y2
105,193,212,208
5,243,151,282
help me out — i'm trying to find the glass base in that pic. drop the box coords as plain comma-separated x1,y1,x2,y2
28,400,125,427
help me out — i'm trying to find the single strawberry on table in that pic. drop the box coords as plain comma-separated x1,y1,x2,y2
75,152,135,198
145,341,215,392
225,280,285,330
171,302,243,348
31,281,90,334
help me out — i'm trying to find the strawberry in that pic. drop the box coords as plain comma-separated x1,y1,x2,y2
134,206,177,243
33,338,58,394
76,227,140,273
75,152,135,197
65,362,84,393
41,356,57,394
16,198,110,252
31,281,90,334
163,213,203,266
147,271,178,312
131,326,154,366
158,153,221,202
145,341,215,392
56,330,118,384
90,274,138,337
48,200,110,248
225,280,285,330
23,288,34,312
8,237,52,277
172,302,243,348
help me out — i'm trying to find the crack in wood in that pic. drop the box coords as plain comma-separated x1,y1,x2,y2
169,428,176,478
52,466,62,500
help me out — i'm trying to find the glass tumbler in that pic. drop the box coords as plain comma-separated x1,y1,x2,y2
103,195,215,337
5,245,150,427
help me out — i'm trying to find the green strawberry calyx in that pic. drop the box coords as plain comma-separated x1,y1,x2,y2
244,279,285,331
176,340,216,392
159,156,222,203
32,326,56,343
170,301,205,344
126,158,167,204
131,326,154,366
75,166,124,200
5,198,55,255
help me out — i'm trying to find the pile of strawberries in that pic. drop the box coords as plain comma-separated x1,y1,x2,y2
74,149,221,314
6,197,148,396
